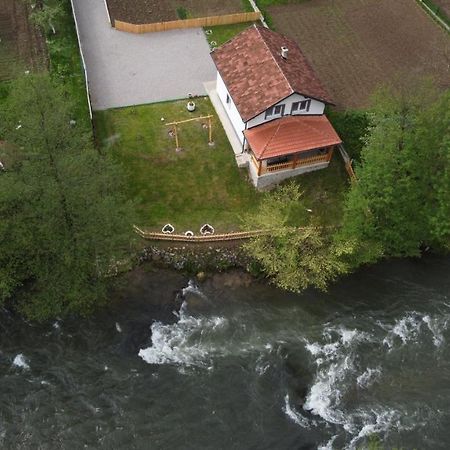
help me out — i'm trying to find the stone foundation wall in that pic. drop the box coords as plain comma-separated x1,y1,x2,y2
248,161,330,189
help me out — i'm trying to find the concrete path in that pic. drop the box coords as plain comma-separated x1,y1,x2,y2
71,0,216,110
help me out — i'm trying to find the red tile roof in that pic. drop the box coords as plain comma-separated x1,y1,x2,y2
244,115,342,160
211,25,333,122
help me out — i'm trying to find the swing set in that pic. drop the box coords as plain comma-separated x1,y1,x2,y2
165,115,214,151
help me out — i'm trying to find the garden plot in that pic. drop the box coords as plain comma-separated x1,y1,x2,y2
268,0,450,109
0,0,46,81
106,0,250,24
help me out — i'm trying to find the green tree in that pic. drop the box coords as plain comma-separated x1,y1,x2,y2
243,183,351,292
0,74,134,320
337,82,450,266
25,0,64,35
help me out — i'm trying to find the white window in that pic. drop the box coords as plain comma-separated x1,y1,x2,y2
291,99,311,114
274,104,285,115
265,104,285,119
265,106,274,119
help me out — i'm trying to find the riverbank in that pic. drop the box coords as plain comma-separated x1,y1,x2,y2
138,242,251,274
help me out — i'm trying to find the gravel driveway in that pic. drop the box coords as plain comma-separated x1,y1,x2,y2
71,0,216,110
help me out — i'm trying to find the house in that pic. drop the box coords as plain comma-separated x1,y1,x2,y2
210,25,342,189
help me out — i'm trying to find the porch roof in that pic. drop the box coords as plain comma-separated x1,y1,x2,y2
244,115,342,160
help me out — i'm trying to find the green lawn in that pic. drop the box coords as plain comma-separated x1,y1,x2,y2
294,154,350,227
204,22,256,48
94,98,262,232
94,98,349,233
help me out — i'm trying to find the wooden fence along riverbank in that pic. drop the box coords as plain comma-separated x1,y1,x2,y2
114,11,261,34
134,226,269,242
134,225,337,243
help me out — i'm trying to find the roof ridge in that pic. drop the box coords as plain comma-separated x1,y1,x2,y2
255,27,293,98
212,24,257,54
260,119,283,159
258,28,332,105
308,116,332,139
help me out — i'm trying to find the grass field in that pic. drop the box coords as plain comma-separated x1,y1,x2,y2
94,98,349,232
267,0,450,109
204,22,256,48
94,98,261,232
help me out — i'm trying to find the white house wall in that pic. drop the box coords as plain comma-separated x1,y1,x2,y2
216,72,246,144
247,93,325,129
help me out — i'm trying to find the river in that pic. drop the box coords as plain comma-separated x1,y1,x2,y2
1,256,450,449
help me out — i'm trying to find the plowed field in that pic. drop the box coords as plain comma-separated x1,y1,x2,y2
107,0,248,24
0,0,46,81
268,0,450,109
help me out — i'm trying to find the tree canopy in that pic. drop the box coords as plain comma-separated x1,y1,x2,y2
337,82,450,266
242,183,351,292
245,82,449,294
0,74,134,320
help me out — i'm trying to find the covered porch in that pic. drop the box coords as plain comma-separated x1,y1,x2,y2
250,146,335,175
244,115,342,188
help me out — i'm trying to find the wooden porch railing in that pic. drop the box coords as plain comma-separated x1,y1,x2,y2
265,161,293,173
260,153,331,175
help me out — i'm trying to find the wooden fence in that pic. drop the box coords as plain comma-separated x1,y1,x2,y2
114,11,261,34
134,225,335,243
134,226,269,242
338,144,357,182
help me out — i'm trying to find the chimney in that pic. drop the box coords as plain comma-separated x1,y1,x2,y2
281,46,289,59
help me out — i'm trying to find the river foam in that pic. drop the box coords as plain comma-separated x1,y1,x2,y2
382,311,450,349
138,301,228,367
301,325,411,447
137,277,450,448
12,354,29,370
283,394,310,428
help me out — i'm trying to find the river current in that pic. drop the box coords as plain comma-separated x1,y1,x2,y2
1,256,450,449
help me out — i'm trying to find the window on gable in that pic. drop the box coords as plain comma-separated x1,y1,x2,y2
291,99,311,114
265,104,285,120
300,100,311,111
274,104,285,115
265,106,274,119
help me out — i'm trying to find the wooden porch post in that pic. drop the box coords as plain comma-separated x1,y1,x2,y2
208,116,213,145
293,153,299,169
327,145,335,161
174,124,180,150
